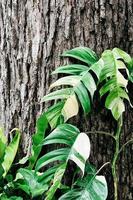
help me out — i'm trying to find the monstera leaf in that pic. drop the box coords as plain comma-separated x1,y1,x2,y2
42,47,104,128
99,49,131,120
35,123,91,200
59,164,108,200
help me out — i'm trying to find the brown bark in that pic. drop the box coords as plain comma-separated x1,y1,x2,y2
0,0,133,199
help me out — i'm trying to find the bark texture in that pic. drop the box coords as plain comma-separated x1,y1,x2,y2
0,0,133,199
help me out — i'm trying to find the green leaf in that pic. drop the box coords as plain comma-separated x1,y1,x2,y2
105,87,129,120
2,129,20,177
9,197,23,200
42,48,102,122
52,64,89,75
16,168,48,197
62,47,98,65
59,164,108,200
100,49,130,120
28,112,48,169
36,124,90,174
35,124,90,199
49,76,91,114
59,176,108,200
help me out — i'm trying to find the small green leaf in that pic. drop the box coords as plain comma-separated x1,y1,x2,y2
2,129,20,177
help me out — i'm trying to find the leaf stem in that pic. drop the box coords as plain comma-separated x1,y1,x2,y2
86,131,115,140
118,138,133,155
96,162,110,175
111,115,123,200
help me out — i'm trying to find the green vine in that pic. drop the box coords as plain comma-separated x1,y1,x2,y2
111,115,123,200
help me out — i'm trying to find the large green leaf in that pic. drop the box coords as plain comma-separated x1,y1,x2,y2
42,48,103,124
59,165,108,200
36,124,90,173
35,124,91,200
99,50,130,120
2,129,20,177
62,47,98,65
28,112,48,169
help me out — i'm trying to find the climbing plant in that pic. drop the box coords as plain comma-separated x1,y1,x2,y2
37,47,133,200
0,47,133,200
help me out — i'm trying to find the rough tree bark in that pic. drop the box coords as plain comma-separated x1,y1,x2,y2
0,0,133,199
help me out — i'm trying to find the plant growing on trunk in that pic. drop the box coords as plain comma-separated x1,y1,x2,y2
1,47,133,200
36,47,133,200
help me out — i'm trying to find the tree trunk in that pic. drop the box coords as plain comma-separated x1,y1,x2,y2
0,0,133,199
